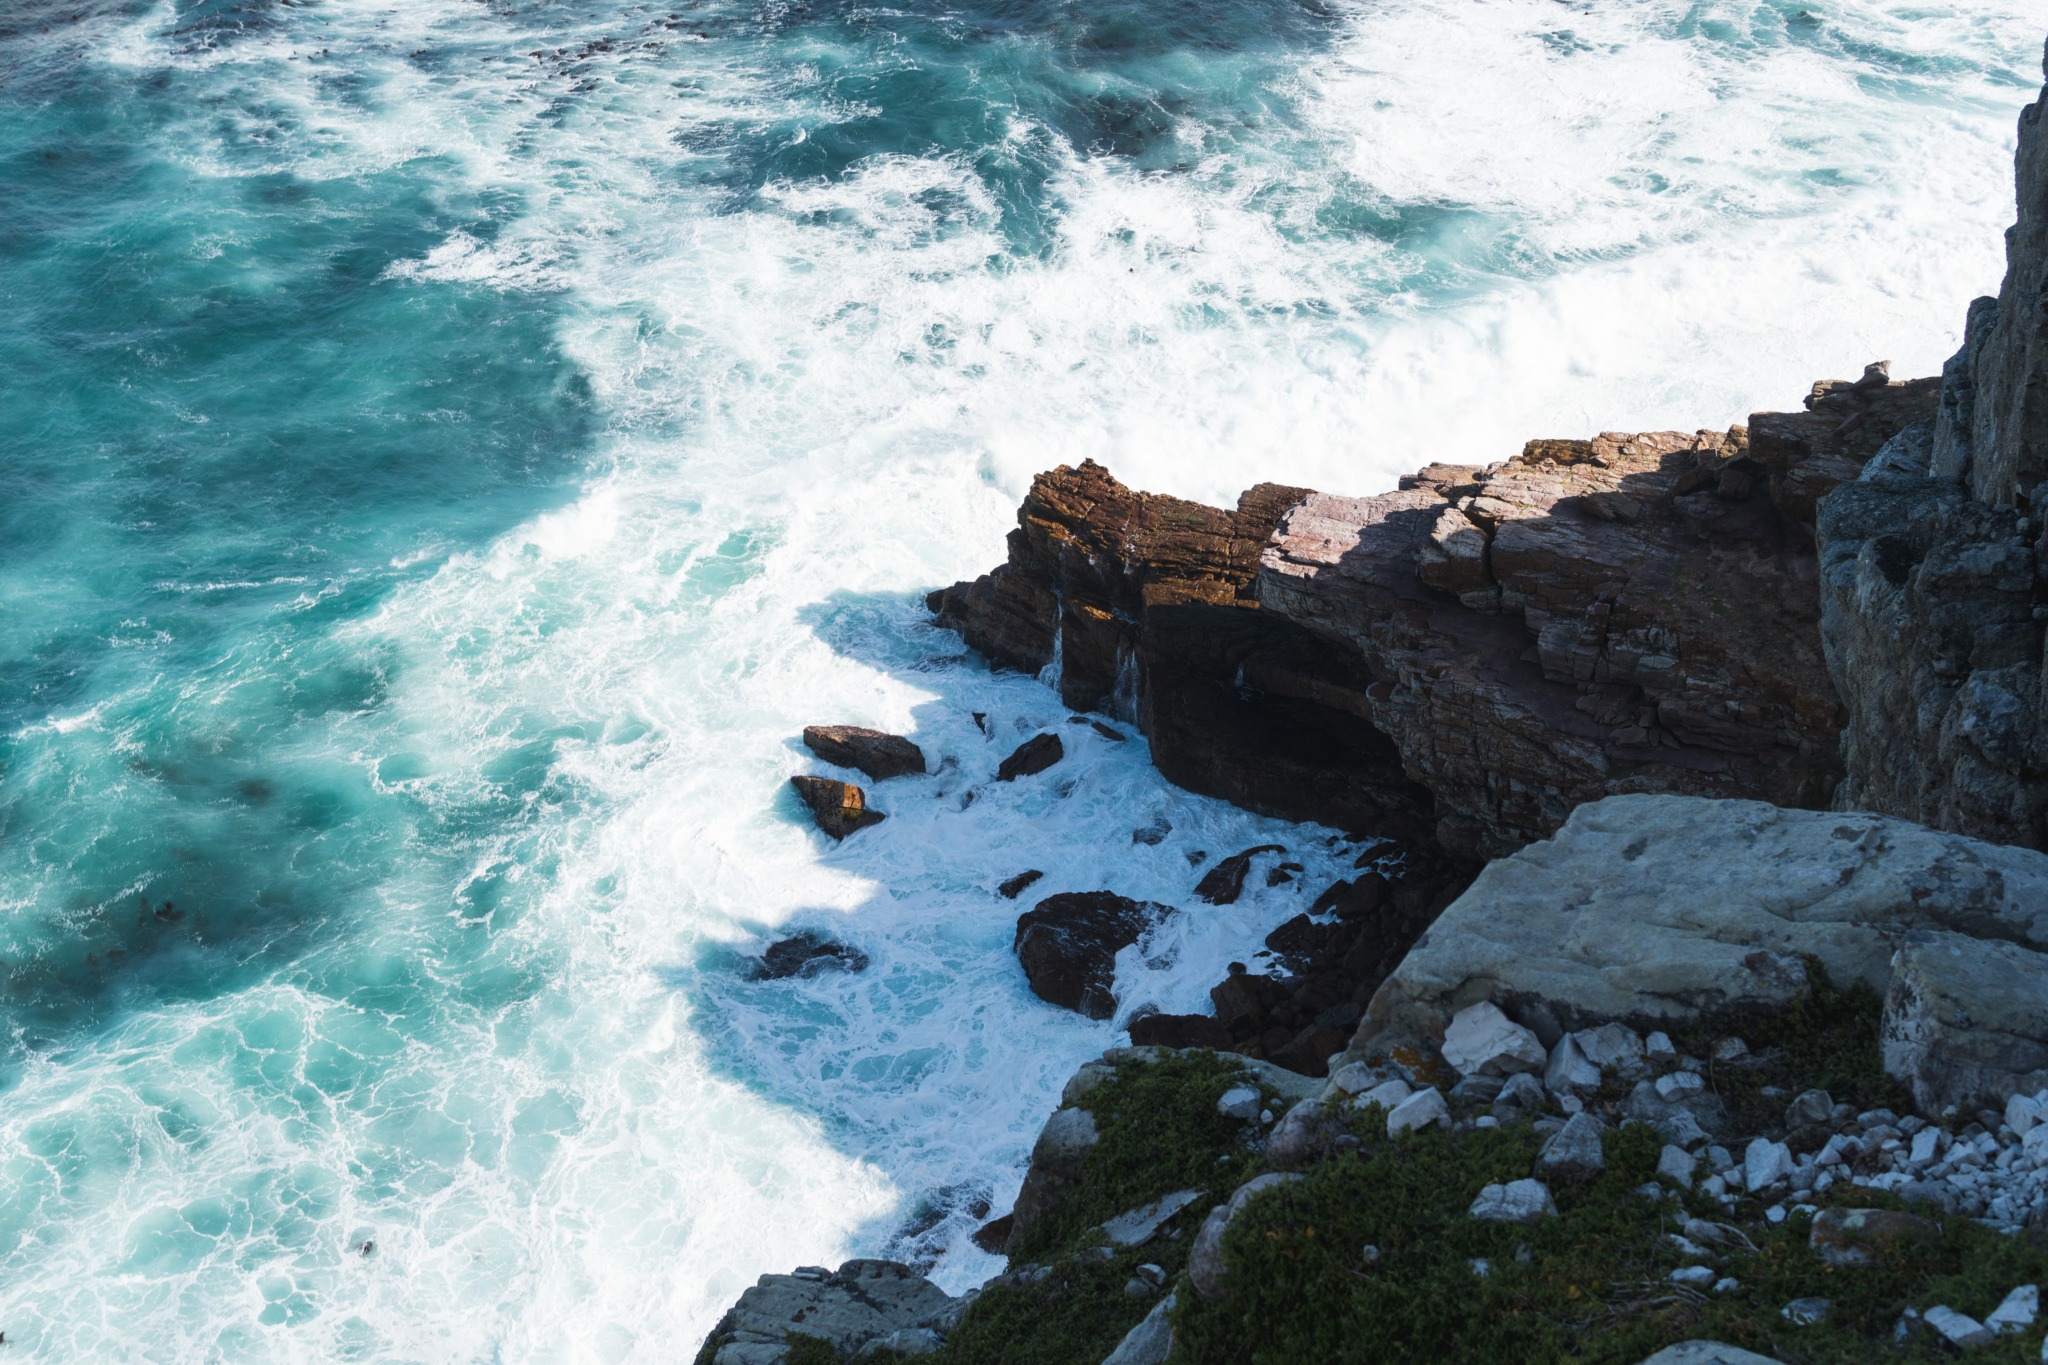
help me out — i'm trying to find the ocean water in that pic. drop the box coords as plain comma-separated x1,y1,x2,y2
0,0,2040,1356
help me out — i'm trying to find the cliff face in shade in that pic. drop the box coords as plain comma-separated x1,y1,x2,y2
1816,51,2048,851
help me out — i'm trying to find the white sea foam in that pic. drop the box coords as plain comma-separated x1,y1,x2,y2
1,0,2042,1358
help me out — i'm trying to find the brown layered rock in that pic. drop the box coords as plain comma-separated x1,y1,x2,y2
801,725,926,781
929,461,1438,840
1256,411,1932,857
789,775,885,839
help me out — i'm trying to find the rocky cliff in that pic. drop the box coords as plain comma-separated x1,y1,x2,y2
1815,45,2048,849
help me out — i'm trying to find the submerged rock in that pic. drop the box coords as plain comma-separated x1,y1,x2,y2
1013,892,1171,1019
801,725,927,781
754,932,868,980
789,775,886,839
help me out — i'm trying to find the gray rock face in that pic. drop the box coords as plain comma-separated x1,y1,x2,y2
1815,54,2048,850
1341,794,2048,1070
1634,1345,1783,1365
1882,930,2048,1112
698,1260,958,1365
1006,1107,1099,1255
1099,1190,1202,1249
1100,1291,1176,1365
1537,1112,1607,1183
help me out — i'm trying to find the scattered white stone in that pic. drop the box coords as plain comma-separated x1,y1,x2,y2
1713,1277,1740,1294
1538,1112,1607,1183
1573,1022,1646,1073
1468,1258,1490,1277
1670,1265,1716,1288
1909,1127,1940,1164
1558,1093,1586,1116
1924,1305,1994,1349
1765,1205,1787,1225
1644,1031,1676,1063
1216,1086,1261,1122
1700,1175,1727,1200
1325,1062,1380,1097
1468,1179,1557,1224
1474,1115,1499,1129
1101,1190,1204,1248
1782,1296,1831,1326
1360,1244,1381,1267
1387,1087,1450,1137
1259,1109,1274,1126
1656,1071,1706,1102
1745,1138,1794,1192
2024,1124,2048,1165
2006,1093,2043,1136
1545,1034,1603,1097
1988,1284,2038,1333
1711,1037,1749,1062
1354,1079,1413,1112
1657,1144,1696,1189
1440,1002,1547,1078
1497,1072,1547,1111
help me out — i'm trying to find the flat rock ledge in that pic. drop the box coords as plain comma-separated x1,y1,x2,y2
695,1259,962,1364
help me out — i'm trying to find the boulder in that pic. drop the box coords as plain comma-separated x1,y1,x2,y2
1189,1173,1302,1301
1099,1190,1201,1248
1004,1107,1099,1254
1013,893,1171,1019
1126,1013,1229,1050
1537,1112,1606,1183
1468,1179,1556,1224
1386,1088,1450,1137
998,870,1045,900
1809,1207,1939,1267
1192,845,1287,905
801,725,927,781
1881,930,2048,1112
789,776,886,839
754,932,869,980
1634,1346,1783,1365
1101,1291,1176,1365
1342,794,2048,1069
696,1260,958,1365
1265,1099,1345,1169
996,733,1064,782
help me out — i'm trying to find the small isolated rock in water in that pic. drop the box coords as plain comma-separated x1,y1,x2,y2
996,732,1063,781
789,775,886,839
1192,845,1286,905
1440,1002,1547,1078
1538,1112,1606,1183
1102,1290,1175,1365
1809,1207,1939,1268
1923,1305,1994,1349
1987,1284,2038,1333
1782,1297,1831,1327
1131,817,1171,846
755,932,869,979
1012,892,1170,1019
997,870,1044,900
1190,1174,1302,1301
1469,1179,1556,1225
1386,1087,1450,1137
801,725,927,781
1216,1085,1261,1122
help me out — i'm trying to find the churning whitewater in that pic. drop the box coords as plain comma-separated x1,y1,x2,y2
0,0,2041,1356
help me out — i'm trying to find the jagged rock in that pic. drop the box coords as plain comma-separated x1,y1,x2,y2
998,870,1045,900
1544,1034,1603,1098
997,732,1065,781
754,932,869,979
1266,1099,1345,1169
696,1260,958,1365
1439,1001,1547,1078
1341,794,2048,1070
1574,1022,1648,1077
1882,929,2048,1113
1923,1306,1994,1349
1657,1144,1697,1189
1744,1138,1794,1191
1538,1112,1606,1183
1216,1086,1261,1122
1815,61,2048,850
1386,1087,1450,1137
1987,1284,2038,1333
1013,893,1171,1019
1192,844,1286,905
801,725,927,781
1126,1013,1229,1050
1098,1190,1201,1248
789,776,886,839
1189,1174,1302,1301
970,1215,1012,1254
1005,1107,1099,1255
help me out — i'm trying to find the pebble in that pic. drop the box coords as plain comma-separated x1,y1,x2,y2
1712,1277,1740,1294
1670,1265,1716,1288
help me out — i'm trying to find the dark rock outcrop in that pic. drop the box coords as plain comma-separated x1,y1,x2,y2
1190,844,1286,905
1013,892,1172,1019
695,1259,960,1364
755,932,869,980
801,725,927,781
995,732,1064,781
788,775,885,839
997,870,1044,900
1815,53,2048,850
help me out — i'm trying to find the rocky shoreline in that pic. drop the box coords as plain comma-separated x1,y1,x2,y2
702,39,2048,1365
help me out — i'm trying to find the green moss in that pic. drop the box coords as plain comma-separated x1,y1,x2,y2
780,1335,842,1365
937,1251,1166,1365
1008,1052,1257,1263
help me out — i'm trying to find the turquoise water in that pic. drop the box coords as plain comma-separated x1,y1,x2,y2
0,0,2040,1356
